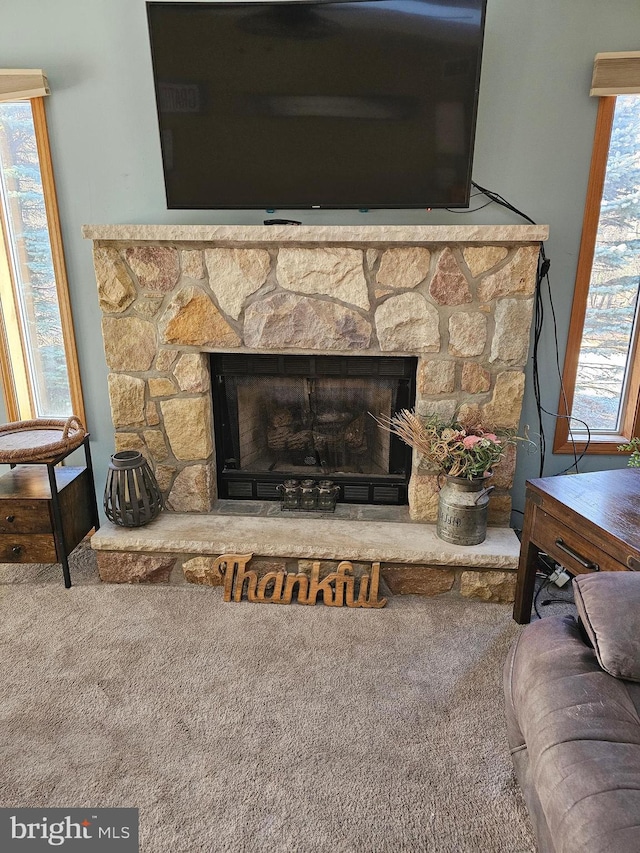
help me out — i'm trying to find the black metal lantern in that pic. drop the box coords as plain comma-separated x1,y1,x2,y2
104,450,163,527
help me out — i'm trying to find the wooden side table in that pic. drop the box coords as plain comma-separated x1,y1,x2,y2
0,435,100,587
513,468,640,623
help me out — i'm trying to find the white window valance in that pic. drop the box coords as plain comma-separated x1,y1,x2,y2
0,69,49,103
591,52,640,96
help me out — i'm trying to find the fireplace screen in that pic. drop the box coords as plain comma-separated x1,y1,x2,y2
211,355,416,505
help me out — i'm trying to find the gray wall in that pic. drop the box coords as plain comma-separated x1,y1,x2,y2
2,0,639,519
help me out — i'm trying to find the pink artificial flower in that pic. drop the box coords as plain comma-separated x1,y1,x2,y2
483,433,499,443
463,435,482,449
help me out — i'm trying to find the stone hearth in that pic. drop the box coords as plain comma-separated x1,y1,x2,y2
85,224,546,600
91,502,521,603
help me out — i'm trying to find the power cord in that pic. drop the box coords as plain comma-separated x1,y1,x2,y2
533,573,553,620
469,180,593,477
541,596,574,607
533,553,555,619
445,191,494,214
533,245,591,474
532,551,574,618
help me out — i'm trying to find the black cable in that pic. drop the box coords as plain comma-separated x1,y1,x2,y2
536,249,591,473
535,552,556,575
532,251,547,475
541,409,592,474
533,575,552,620
445,200,494,214
470,181,549,473
470,181,537,225
533,550,574,614
470,180,593,478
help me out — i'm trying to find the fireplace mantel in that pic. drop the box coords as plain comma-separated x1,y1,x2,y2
82,223,548,245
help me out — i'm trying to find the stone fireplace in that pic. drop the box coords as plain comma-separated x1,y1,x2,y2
86,224,547,601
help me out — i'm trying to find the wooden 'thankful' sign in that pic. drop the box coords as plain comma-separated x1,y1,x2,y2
217,553,387,608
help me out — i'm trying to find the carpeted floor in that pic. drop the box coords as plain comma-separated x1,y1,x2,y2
0,546,535,852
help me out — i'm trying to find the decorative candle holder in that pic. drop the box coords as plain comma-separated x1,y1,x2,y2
278,478,339,512
277,479,301,510
317,480,340,512
104,450,163,527
299,479,318,511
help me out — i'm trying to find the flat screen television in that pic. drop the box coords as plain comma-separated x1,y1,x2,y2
147,0,487,210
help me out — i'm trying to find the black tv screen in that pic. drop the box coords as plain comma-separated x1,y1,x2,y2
147,0,487,210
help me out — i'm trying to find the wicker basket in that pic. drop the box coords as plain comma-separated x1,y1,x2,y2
0,416,87,464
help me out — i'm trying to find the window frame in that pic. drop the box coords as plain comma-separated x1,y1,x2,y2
554,96,640,455
0,96,85,424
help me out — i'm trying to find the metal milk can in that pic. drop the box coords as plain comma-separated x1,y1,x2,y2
436,474,494,546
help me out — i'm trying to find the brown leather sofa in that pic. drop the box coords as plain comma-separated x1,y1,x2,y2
504,572,640,853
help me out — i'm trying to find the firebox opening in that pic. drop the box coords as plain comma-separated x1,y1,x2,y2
211,354,416,505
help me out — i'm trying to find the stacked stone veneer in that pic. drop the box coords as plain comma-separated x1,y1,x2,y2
94,552,518,604
86,225,545,523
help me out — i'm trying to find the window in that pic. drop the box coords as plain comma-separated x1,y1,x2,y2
555,54,640,455
0,75,84,423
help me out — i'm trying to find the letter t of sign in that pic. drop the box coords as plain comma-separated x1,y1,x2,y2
216,553,255,602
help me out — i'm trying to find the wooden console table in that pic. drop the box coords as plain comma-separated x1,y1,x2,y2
513,468,640,623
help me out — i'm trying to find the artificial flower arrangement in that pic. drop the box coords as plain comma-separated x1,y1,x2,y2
376,410,517,480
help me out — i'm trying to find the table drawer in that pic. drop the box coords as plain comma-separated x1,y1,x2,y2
0,534,57,563
533,510,629,575
0,501,52,534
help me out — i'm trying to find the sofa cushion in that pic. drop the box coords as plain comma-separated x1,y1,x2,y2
573,572,640,682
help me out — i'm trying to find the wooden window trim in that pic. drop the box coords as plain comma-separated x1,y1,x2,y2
553,96,640,454
31,98,85,424
0,97,85,425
